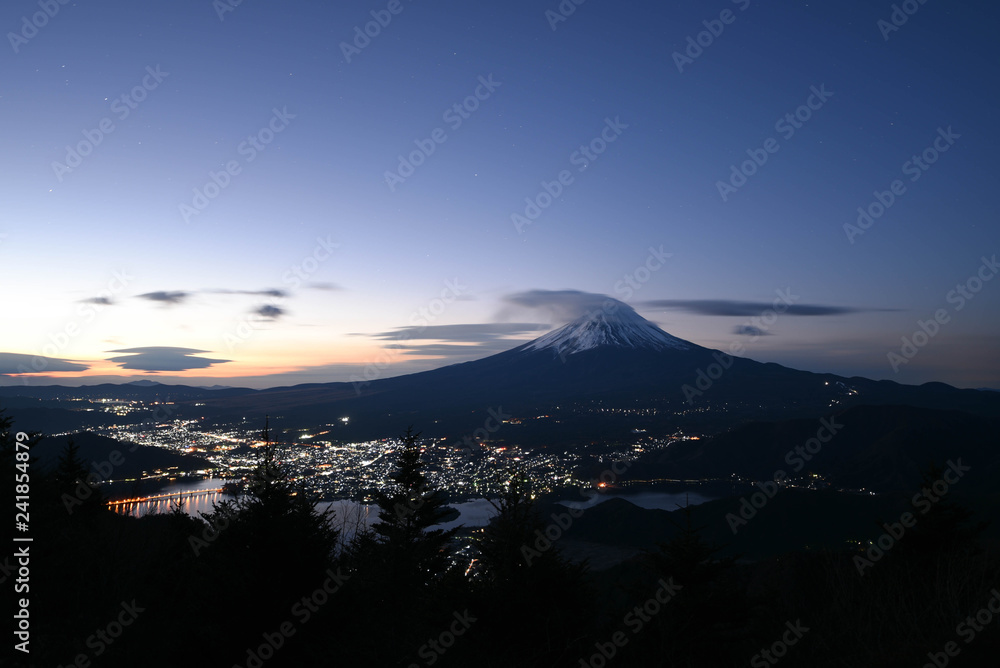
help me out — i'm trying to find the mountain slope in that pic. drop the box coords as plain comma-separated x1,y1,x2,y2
625,404,1000,494
189,302,1000,441
522,305,695,356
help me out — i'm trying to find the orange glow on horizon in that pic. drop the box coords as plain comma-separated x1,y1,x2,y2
2,337,496,388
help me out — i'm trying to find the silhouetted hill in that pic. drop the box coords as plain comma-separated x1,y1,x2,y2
32,431,213,478
0,382,255,401
549,485,995,566
1,402,124,433
185,304,1000,442
624,404,1000,494
3,306,998,445
0,303,1000,454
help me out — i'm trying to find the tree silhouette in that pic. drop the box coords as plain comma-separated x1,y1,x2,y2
54,437,105,519
361,426,458,584
636,502,750,667
892,462,989,562
336,427,463,665
194,416,339,654
470,464,595,666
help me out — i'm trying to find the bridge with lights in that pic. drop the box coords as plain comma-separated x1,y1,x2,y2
107,488,225,515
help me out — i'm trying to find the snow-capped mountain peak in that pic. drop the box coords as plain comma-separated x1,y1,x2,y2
523,302,693,356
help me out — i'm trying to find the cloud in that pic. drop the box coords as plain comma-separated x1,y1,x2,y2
208,288,288,298
135,288,290,306
355,322,550,359
0,353,90,374
365,322,549,343
137,291,189,305
394,343,496,356
255,304,286,320
499,290,624,322
733,325,772,337
80,296,114,305
642,299,890,317
106,347,230,372
306,282,341,291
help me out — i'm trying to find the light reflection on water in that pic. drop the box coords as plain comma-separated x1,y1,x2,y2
109,479,715,533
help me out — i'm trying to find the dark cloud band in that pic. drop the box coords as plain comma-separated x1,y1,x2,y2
642,299,890,317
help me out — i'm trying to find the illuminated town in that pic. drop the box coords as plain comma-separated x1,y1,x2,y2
43,394,851,519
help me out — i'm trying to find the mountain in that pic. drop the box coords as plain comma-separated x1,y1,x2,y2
0,383,259,435
31,432,214,478
189,301,1000,442
0,382,256,402
624,404,1000,495
523,305,695,356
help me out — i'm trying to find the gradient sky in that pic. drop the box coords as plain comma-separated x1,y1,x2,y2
2,0,998,389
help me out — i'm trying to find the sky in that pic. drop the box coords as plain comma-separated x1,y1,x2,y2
1,0,998,390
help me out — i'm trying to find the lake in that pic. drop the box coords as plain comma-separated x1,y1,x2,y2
107,478,720,532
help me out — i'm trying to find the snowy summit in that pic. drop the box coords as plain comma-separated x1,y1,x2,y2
524,302,694,357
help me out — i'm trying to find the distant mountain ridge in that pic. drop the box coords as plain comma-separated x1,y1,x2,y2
184,302,1000,441
3,303,998,442
624,404,1000,495
32,432,213,478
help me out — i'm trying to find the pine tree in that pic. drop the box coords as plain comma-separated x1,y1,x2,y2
892,462,989,561
55,438,105,518
195,417,339,635
367,426,458,583
638,502,750,666
475,464,537,584
0,405,40,477
203,416,338,553
470,464,595,666
336,427,462,665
